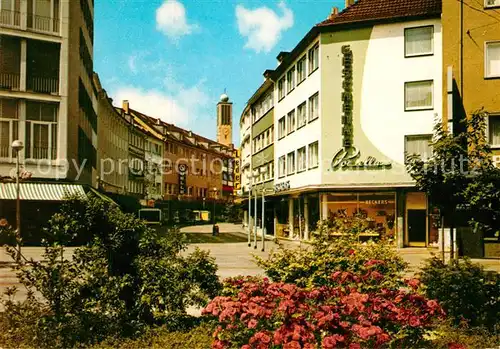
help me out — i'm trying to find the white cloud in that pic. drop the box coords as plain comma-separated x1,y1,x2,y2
156,0,198,40
112,82,210,129
236,1,294,53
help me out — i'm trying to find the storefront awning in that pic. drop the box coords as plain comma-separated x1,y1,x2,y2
0,183,86,201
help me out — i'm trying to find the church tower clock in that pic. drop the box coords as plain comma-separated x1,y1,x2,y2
216,92,233,146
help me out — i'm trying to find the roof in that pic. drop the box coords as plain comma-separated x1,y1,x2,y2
0,183,86,201
316,0,441,27
269,0,441,80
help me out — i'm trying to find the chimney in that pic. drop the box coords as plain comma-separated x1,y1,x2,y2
328,7,339,20
345,0,355,8
122,100,129,114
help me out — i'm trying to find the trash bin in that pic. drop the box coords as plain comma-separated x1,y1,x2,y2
212,224,219,236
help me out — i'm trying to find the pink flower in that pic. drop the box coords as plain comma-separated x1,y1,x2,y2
348,249,355,255
284,341,301,349
248,319,258,329
349,344,361,349
409,316,421,327
427,299,439,309
448,343,467,349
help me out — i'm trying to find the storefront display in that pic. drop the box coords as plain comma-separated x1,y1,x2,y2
322,192,396,239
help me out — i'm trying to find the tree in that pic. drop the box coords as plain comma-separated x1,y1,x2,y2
406,110,500,259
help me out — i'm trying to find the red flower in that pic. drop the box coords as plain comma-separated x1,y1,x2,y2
284,341,301,349
407,278,420,290
348,249,355,255
409,316,421,327
349,344,361,349
448,343,467,349
427,299,439,309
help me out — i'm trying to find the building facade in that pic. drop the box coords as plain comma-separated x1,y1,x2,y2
0,0,97,185
94,73,128,195
240,0,443,248
442,0,500,257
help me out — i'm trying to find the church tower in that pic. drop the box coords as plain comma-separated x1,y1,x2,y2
216,92,233,146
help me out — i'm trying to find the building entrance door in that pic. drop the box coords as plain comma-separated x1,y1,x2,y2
408,209,427,246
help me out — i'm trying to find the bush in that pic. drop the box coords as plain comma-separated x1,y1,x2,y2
426,321,500,349
255,219,408,292
419,257,500,332
0,195,221,348
203,272,445,348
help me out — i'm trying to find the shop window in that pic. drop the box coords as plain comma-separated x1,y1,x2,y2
405,26,433,57
405,134,433,162
323,193,396,239
485,0,500,8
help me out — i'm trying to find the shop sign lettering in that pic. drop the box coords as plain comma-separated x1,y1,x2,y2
274,181,290,192
331,45,392,172
364,200,390,205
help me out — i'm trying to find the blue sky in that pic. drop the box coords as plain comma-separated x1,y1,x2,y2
94,0,345,145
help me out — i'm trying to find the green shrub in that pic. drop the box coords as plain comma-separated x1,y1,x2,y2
255,218,408,291
425,321,500,349
0,195,221,348
419,257,500,331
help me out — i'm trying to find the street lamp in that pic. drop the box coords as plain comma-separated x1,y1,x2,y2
11,140,23,261
211,187,218,224
252,169,259,249
245,173,253,247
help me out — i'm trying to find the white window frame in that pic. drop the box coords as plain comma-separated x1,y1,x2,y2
278,155,286,178
485,0,500,8
287,151,295,175
404,25,434,57
297,146,307,172
308,141,319,169
404,80,434,111
297,101,307,128
0,118,18,161
485,41,500,78
278,116,286,139
26,120,57,161
278,77,285,101
404,134,433,163
488,114,500,148
286,67,295,94
309,92,319,121
297,55,307,83
287,110,295,134
308,43,319,74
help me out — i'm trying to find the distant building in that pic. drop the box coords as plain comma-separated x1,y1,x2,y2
216,92,233,147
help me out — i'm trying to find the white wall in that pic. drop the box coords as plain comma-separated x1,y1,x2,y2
239,111,252,192
274,37,322,189
361,19,442,165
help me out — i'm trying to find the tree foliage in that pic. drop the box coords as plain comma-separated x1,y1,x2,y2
0,195,221,348
406,109,500,237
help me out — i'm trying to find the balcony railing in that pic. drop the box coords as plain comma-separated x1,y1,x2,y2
0,72,20,90
27,14,59,34
0,9,21,28
27,76,59,94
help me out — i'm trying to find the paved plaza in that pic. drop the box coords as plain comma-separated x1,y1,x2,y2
0,224,497,302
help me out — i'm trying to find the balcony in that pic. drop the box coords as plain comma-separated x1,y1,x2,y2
26,76,58,94
0,9,20,28
0,72,20,90
27,14,59,34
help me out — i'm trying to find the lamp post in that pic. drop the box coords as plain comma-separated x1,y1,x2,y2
253,170,258,249
211,187,218,224
246,173,252,247
258,167,269,252
11,140,23,261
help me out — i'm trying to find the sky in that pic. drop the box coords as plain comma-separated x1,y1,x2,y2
94,0,346,145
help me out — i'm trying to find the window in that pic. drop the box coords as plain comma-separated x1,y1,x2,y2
308,141,319,168
287,110,295,134
278,155,286,177
486,42,500,78
485,0,500,7
405,135,433,162
278,116,286,139
405,26,434,57
278,77,285,100
405,81,433,110
308,43,319,73
286,67,295,93
297,55,307,83
188,186,193,196
297,146,307,172
297,102,307,128
489,116,500,147
287,151,295,175
0,98,18,160
309,93,319,121
25,101,58,160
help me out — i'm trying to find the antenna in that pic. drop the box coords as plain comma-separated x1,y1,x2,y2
224,88,227,94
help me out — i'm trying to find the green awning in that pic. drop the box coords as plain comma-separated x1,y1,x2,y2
0,183,86,201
